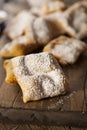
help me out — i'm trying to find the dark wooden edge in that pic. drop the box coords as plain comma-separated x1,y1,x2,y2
0,107,87,127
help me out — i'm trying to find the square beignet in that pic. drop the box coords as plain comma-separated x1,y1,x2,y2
55,1,87,39
43,36,87,65
4,52,68,103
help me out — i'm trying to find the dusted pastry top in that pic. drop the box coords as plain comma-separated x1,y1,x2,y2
43,36,87,64
4,52,68,103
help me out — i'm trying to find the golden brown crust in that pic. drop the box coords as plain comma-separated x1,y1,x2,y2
43,36,67,51
4,60,17,84
0,35,39,58
0,44,28,58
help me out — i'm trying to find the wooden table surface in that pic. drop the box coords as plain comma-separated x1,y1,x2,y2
0,0,87,129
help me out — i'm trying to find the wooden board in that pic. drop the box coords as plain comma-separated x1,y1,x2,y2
0,36,87,127
0,0,87,128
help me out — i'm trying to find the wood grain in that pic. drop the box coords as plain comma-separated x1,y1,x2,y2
1,123,86,130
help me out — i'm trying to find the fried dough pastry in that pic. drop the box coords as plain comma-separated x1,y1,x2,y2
4,1,87,58
0,36,39,58
1,13,65,58
55,1,87,39
42,0,66,15
4,10,36,40
4,10,64,43
4,52,68,103
43,36,87,65
33,17,58,45
30,0,66,16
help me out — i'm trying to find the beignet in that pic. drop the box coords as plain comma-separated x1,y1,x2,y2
30,0,66,16
4,52,68,103
4,11,36,40
43,36,87,64
54,1,87,39
0,36,38,58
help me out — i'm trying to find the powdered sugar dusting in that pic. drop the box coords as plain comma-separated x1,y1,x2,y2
52,37,86,64
44,36,87,64
11,52,68,103
4,11,36,39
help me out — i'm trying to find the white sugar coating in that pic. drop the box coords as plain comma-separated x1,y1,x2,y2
12,52,61,75
33,17,53,45
0,10,8,23
44,11,71,36
44,36,87,64
64,0,87,39
47,1,64,9
55,11,76,38
30,0,66,16
11,52,68,103
0,11,37,57
25,52,61,73
0,31,39,57
27,0,53,7
42,1,66,14
5,11,36,39
1,36,29,52
30,7,41,16
53,38,86,63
